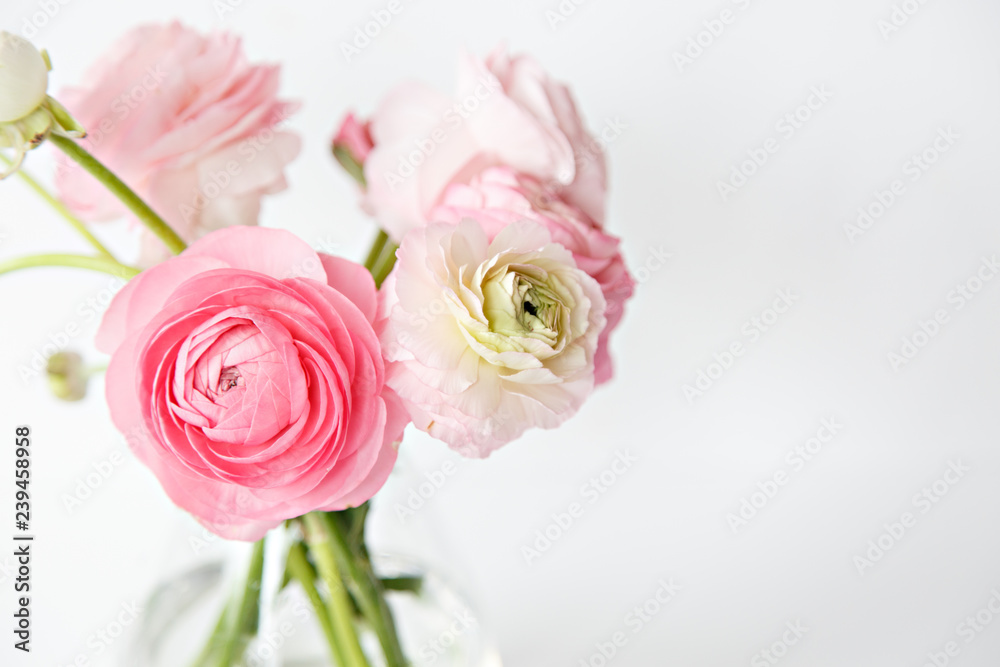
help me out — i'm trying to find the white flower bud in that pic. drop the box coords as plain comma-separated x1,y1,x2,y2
0,32,49,123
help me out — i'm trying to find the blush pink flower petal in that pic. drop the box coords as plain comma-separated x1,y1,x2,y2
361,45,607,241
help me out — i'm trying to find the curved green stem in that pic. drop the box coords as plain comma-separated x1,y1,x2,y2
0,253,140,279
0,155,117,261
49,133,187,255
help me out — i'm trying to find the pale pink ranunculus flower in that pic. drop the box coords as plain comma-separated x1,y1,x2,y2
378,218,606,457
361,45,607,242
97,227,408,540
430,166,634,385
56,22,301,266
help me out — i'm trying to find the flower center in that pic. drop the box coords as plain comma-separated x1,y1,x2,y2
218,366,242,392
481,271,563,353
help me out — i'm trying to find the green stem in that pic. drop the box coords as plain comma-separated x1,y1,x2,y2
49,133,187,255
0,253,140,279
301,513,371,667
1,158,117,261
380,576,423,595
84,363,108,377
189,604,231,667
216,539,266,667
363,229,389,272
333,144,367,188
370,240,399,289
322,512,407,667
287,541,346,667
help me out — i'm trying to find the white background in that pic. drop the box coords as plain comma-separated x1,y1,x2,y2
2,0,1000,665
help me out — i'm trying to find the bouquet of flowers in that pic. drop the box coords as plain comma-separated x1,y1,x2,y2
0,23,633,666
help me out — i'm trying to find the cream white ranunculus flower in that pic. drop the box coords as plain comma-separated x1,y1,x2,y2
379,218,607,457
0,31,49,123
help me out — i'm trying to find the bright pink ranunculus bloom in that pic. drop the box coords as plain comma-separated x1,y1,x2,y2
97,227,408,540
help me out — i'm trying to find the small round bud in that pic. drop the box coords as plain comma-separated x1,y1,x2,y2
46,351,88,402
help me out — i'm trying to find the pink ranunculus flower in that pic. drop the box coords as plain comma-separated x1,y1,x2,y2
361,45,607,242
430,166,634,385
378,218,606,457
56,22,301,266
97,227,408,540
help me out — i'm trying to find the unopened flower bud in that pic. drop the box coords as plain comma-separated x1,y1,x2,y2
0,32,49,123
46,351,88,402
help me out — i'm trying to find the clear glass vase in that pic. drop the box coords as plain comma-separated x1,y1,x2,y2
126,551,504,667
